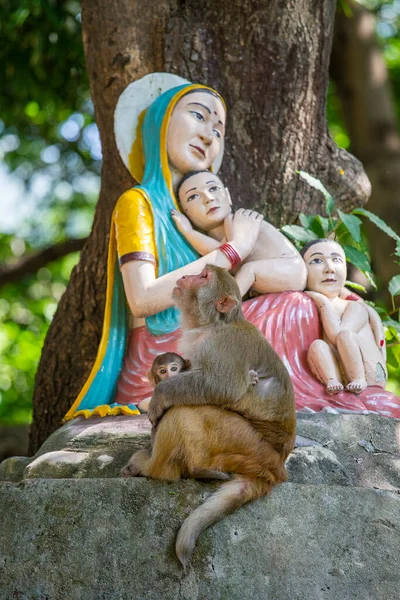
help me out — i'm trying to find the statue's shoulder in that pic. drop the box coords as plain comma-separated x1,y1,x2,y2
114,187,151,222
116,187,147,209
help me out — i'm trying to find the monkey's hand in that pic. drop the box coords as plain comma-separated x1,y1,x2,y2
147,386,169,428
171,209,193,234
248,369,259,387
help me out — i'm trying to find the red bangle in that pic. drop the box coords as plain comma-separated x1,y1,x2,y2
219,243,242,268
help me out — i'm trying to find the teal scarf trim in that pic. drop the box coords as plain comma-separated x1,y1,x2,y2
76,262,137,412
138,85,200,336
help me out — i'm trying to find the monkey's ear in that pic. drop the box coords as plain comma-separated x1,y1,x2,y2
184,359,191,370
215,296,237,313
147,371,156,386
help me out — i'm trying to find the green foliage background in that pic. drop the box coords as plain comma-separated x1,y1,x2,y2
1,0,400,424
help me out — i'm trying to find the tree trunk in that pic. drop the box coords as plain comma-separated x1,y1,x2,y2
331,0,400,294
30,0,371,453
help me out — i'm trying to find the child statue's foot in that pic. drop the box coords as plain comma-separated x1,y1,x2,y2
345,379,367,394
326,379,344,394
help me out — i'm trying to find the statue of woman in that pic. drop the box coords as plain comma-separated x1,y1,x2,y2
64,73,400,421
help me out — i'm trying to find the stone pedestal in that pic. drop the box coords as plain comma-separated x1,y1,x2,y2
1,413,399,600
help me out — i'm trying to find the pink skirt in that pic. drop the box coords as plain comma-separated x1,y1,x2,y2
114,292,400,418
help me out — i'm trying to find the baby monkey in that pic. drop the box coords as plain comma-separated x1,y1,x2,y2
149,352,259,389
148,352,191,386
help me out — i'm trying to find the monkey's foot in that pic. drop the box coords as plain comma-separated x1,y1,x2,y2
249,370,259,386
121,449,151,478
121,463,141,477
326,379,344,394
345,379,367,394
192,469,232,481
121,463,142,478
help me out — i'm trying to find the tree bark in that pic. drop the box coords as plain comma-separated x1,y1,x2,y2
331,0,400,293
30,0,371,452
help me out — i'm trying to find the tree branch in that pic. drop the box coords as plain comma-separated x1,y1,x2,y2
0,238,87,287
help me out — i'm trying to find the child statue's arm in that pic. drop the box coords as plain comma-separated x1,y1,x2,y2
307,292,369,345
363,303,387,362
171,209,220,255
306,292,342,344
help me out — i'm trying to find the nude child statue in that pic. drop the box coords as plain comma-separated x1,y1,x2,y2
171,170,307,296
301,239,387,395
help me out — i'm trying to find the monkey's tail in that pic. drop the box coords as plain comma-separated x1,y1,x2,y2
175,476,272,568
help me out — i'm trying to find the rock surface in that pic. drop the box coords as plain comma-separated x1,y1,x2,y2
1,479,399,600
1,413,399,599
1,413,399,490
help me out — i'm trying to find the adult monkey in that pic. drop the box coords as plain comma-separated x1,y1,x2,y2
123,265,296,567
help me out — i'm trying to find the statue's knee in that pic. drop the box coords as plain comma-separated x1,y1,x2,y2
309,339,325,353
292,257,307,289
308,339,326,359
337,329,353,344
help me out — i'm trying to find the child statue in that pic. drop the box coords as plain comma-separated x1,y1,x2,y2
301,239,387,395
172,170,304,296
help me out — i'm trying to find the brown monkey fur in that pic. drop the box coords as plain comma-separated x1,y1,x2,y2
143,351,258,456
123,265,296,568
147,352,191,386
148,352,258,389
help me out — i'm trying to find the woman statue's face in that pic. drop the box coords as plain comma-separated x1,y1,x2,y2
304,241,347,298
167,91,226,174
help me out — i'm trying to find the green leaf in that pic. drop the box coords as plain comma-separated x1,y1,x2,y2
281,225,319,243
389,275,400,297
316,216,331,235
298,214,325,238
297,171,335,215
383,317,400,336
352,208,400,241
394,241,400,263
364,270,377,291
345,280,367,294
299,214,315,228
337,209,362,243
365,302,386,316
343,244,371,272
386,346,400,370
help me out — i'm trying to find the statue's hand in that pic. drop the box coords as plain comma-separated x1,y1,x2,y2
305,290,328,308
230,208,263,259
223,213,234,241
171,209,193,234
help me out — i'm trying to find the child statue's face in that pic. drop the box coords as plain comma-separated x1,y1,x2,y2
303,241,347,298
178,172,232,231
167,92,225,174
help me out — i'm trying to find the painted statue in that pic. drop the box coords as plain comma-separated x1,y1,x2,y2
302,239,387,394
171,170,303,296
64,73,400,421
